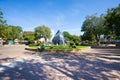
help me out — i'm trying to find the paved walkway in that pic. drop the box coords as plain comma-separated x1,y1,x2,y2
0,45,120,80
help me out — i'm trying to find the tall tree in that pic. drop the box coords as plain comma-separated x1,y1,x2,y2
63,31,80,43
63,31,72,41
105,4,120,39
0,9,6,25
71,35,80,42
2,25,23,40
23,31,35,41
34,25,52,39
0,8,23,40
0,9,7,38
81,31,95,41
81,15,106,45
12,26,23,39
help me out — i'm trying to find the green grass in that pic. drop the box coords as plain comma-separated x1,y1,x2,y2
76,46,89,49
28,44,88,50
48,45,72,50
28,44,38,48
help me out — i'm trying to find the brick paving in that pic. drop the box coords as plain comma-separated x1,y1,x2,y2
0,45,120,80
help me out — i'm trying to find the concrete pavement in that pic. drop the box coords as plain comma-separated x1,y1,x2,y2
0,45,120,80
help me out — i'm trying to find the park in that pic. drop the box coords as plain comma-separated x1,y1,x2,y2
0,0,120,80
0,44,120,80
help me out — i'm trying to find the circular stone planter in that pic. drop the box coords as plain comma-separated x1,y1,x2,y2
25,48,82,53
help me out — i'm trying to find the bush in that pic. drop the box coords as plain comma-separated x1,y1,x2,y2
70,42,76,48
72,45,76,48
37,41,44,46
50,46,54,49
75,41,80,46
46,45,72,50
70,42,74,46
28,44,38,48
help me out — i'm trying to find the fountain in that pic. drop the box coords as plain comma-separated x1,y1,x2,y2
52,30,65,45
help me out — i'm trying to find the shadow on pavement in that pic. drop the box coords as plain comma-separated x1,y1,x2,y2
0,50,120,80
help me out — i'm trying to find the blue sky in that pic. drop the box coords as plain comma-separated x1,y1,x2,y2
0,0,120,35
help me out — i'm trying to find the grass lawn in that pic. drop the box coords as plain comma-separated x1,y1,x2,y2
76,46,88,49
28,44,89,50
28,44,38,49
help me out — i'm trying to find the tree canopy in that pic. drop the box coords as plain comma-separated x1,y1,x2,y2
0,9,23,40
81,15,106,45
105,4,120,39
63,31,72,41
23,31,35,41
1,3,120,44
63,31,80,42
2,25,23,40
0,9,7,38
34,25,52,39
0,9,6,25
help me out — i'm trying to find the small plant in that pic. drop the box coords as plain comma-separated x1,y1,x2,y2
72,45,76,48
50,46,54,49
28,43,88,49
70,42,76,48
70,42,74,46
37,41,43,46
75,41,80,46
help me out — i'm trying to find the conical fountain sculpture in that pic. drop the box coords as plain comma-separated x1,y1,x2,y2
52,30,65,45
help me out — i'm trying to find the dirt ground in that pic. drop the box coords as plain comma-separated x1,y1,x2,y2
0,45,120,80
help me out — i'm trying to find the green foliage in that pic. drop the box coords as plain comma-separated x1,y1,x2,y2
34,25,52,39
63,31,72,41
23,31,35,41
63,32,80,47
1,25,23,40
29,44,38,48
29,41,45,50
63,31,80,44
75,41,80,46
37,41,44,46
0,25,6,38
0,8,23,40
70,42,74,46
29,44,88,50
81,15,106,45
0,9,7,25
49,46,54,49
81,31,96,41
70,42,76,48
0,9,7,38
76,45,88,48
50,45,71,50
105,4,120,39
48,45,72,50
71,35,80,42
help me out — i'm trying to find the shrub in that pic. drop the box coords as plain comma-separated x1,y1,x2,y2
72,45,76,48
75,41,80,46
37,41,43,46
70,42,76,48
70,42,74,46
50,46,54,49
